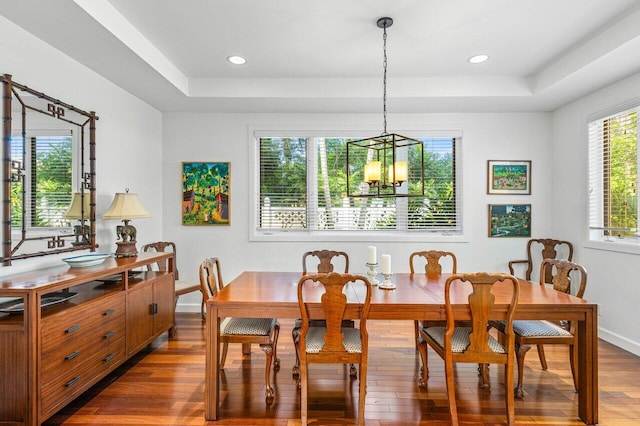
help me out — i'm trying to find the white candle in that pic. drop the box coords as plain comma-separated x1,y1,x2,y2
381,254,391,274
367,246,377,264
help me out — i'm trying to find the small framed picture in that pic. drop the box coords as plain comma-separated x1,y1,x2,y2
488,204,531,238
487,160,531,195
182,162,230,225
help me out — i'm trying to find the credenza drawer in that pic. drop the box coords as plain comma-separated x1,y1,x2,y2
40,316,125,384
40,337,126,417
41,292,125,351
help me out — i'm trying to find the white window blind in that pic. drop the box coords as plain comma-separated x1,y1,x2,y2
256,135,460,235
10,134,73,228
588,105,639,240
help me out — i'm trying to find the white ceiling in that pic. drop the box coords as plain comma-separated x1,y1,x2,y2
2,0,640,113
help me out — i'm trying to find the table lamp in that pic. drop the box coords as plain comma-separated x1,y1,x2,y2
64,192,91,246
103,189,151,257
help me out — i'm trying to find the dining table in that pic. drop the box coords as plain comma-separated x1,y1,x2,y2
205,271,598,425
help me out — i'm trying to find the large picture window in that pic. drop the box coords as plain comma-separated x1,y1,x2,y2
588,105,639,242
254,133,461,239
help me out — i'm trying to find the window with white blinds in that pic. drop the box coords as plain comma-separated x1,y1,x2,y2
588,105,639,241
256,135,461,236
10,134,73,228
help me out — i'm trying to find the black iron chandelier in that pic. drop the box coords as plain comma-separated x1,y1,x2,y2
346,17,425,198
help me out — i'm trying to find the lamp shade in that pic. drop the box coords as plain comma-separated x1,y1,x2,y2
64,193,91,220
103,192,151,220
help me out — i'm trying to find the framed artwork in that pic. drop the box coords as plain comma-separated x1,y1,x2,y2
488,204,531,238
182,162,230,225
487,160,531,195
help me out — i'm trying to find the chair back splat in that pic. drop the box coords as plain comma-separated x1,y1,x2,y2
508,238,573,283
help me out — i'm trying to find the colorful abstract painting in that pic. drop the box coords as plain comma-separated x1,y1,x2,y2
182,162,230,225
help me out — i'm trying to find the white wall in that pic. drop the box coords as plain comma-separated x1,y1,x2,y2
163,112,553,309
0,15,163,276
552,71,640,356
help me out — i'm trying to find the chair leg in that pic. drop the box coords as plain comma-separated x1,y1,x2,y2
569,343,578,392
515,343,532,399
536,344,548,370
220,342,229,369
413,320,421,349
417,336,428,388
300,362,308,425
349,363,357,378
478,363,490,389
260,342,275,401
242,343,251,355
505,362,516,425
200,290,206,320
357,361,367,426
292,327,301,377
272,322,281,371
444,359,458,425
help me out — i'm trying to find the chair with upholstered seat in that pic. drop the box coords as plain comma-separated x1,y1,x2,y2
199,257,280,401
142,241,204,335
508,238,573,283
292,249,355,378
410,250,457,386
295,272,372,426
492,258,587,399
419,272,520,425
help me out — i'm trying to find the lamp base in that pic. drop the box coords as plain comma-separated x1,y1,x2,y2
114,240,139,257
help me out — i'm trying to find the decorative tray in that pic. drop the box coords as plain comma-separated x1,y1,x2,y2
0,291,78,313
63,253,111,268
98,270,143,283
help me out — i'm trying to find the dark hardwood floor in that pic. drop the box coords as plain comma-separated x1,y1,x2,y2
44,313,640,425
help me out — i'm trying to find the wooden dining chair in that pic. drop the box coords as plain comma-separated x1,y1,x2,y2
142,241,204,335
199,257,281,401
419,272,520,425
410,249,458,382
295,272,372,426
292,250,355,378
508,238,573,284
492,258,587,399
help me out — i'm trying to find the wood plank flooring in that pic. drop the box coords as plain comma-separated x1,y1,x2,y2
44,313,640,425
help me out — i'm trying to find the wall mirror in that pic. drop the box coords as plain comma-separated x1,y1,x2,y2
1,74,97,266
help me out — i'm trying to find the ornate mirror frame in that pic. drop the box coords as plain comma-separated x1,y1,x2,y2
1,74,97,266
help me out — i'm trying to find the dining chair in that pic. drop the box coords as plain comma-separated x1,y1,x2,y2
492,258,587,399
295,272,372,426
419,272,520,425
292,249,355,378
142,241,204,334
410,250,458,386
199,257,281,401
508,238,573,284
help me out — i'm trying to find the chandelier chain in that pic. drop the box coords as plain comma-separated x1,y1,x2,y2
382,25,388,135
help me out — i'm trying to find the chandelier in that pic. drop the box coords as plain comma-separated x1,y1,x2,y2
346,17,425,198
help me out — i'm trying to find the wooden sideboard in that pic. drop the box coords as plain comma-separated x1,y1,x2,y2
0,252,175,425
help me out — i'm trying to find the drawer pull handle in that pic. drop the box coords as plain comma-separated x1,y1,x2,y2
64,377,80,387
103,331,115,339
149,303,158,315
104,309,116,316
64,350,80,361
65,325,80,334
103,353,116,362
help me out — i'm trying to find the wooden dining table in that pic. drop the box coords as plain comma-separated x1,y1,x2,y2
205,271,598,424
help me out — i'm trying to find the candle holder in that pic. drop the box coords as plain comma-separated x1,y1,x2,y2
379,272,396,290
366,262,379,286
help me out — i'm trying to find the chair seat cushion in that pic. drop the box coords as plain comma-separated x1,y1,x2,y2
305,327,362,353
220,317,277,336
424,326,506,354
511,320,573,337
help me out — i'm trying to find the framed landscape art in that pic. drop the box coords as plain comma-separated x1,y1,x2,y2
488,204,531,238
487,160,531,195
182,162,230,225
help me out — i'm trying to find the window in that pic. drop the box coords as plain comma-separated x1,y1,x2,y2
255,133,461,239
588,105,639,242
10,133,73,229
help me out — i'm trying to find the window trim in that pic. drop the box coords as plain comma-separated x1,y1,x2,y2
249,127,466,242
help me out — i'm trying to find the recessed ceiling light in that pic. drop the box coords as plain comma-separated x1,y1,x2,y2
468,54,489,64
227,55,247,65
